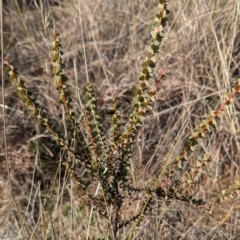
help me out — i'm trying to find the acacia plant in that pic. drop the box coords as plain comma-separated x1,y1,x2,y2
4,0,240,238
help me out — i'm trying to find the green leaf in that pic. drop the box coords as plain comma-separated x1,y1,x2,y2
146,46,153,53
190,145,197,152
209,119,216,125
161,18,168,27
151,29,157,38
199,132,205,138
9,71,15,79
121,134,128,140
196,161,202,167
138,95,145,103
139,73,146,81
226,93,233,99
26,99,32,106
178,162,182,169
160,31,166,38
27,90,33,96
153,40,160,46
136,89,142,95
187,179,194,184
33,110,40,117
152,44,160,53
149,61,156,69
153,21,160,28
201,120,209,126
142,68,148,74
65,90,71,97
191,132,198,138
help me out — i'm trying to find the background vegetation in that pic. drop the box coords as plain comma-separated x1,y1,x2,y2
1,0,240,239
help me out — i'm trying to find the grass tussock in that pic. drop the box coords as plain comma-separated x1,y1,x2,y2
1,0,240,239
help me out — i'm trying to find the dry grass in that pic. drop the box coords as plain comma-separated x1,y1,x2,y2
1,0,240,239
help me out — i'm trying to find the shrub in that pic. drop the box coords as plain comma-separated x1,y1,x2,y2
3,0,240,239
